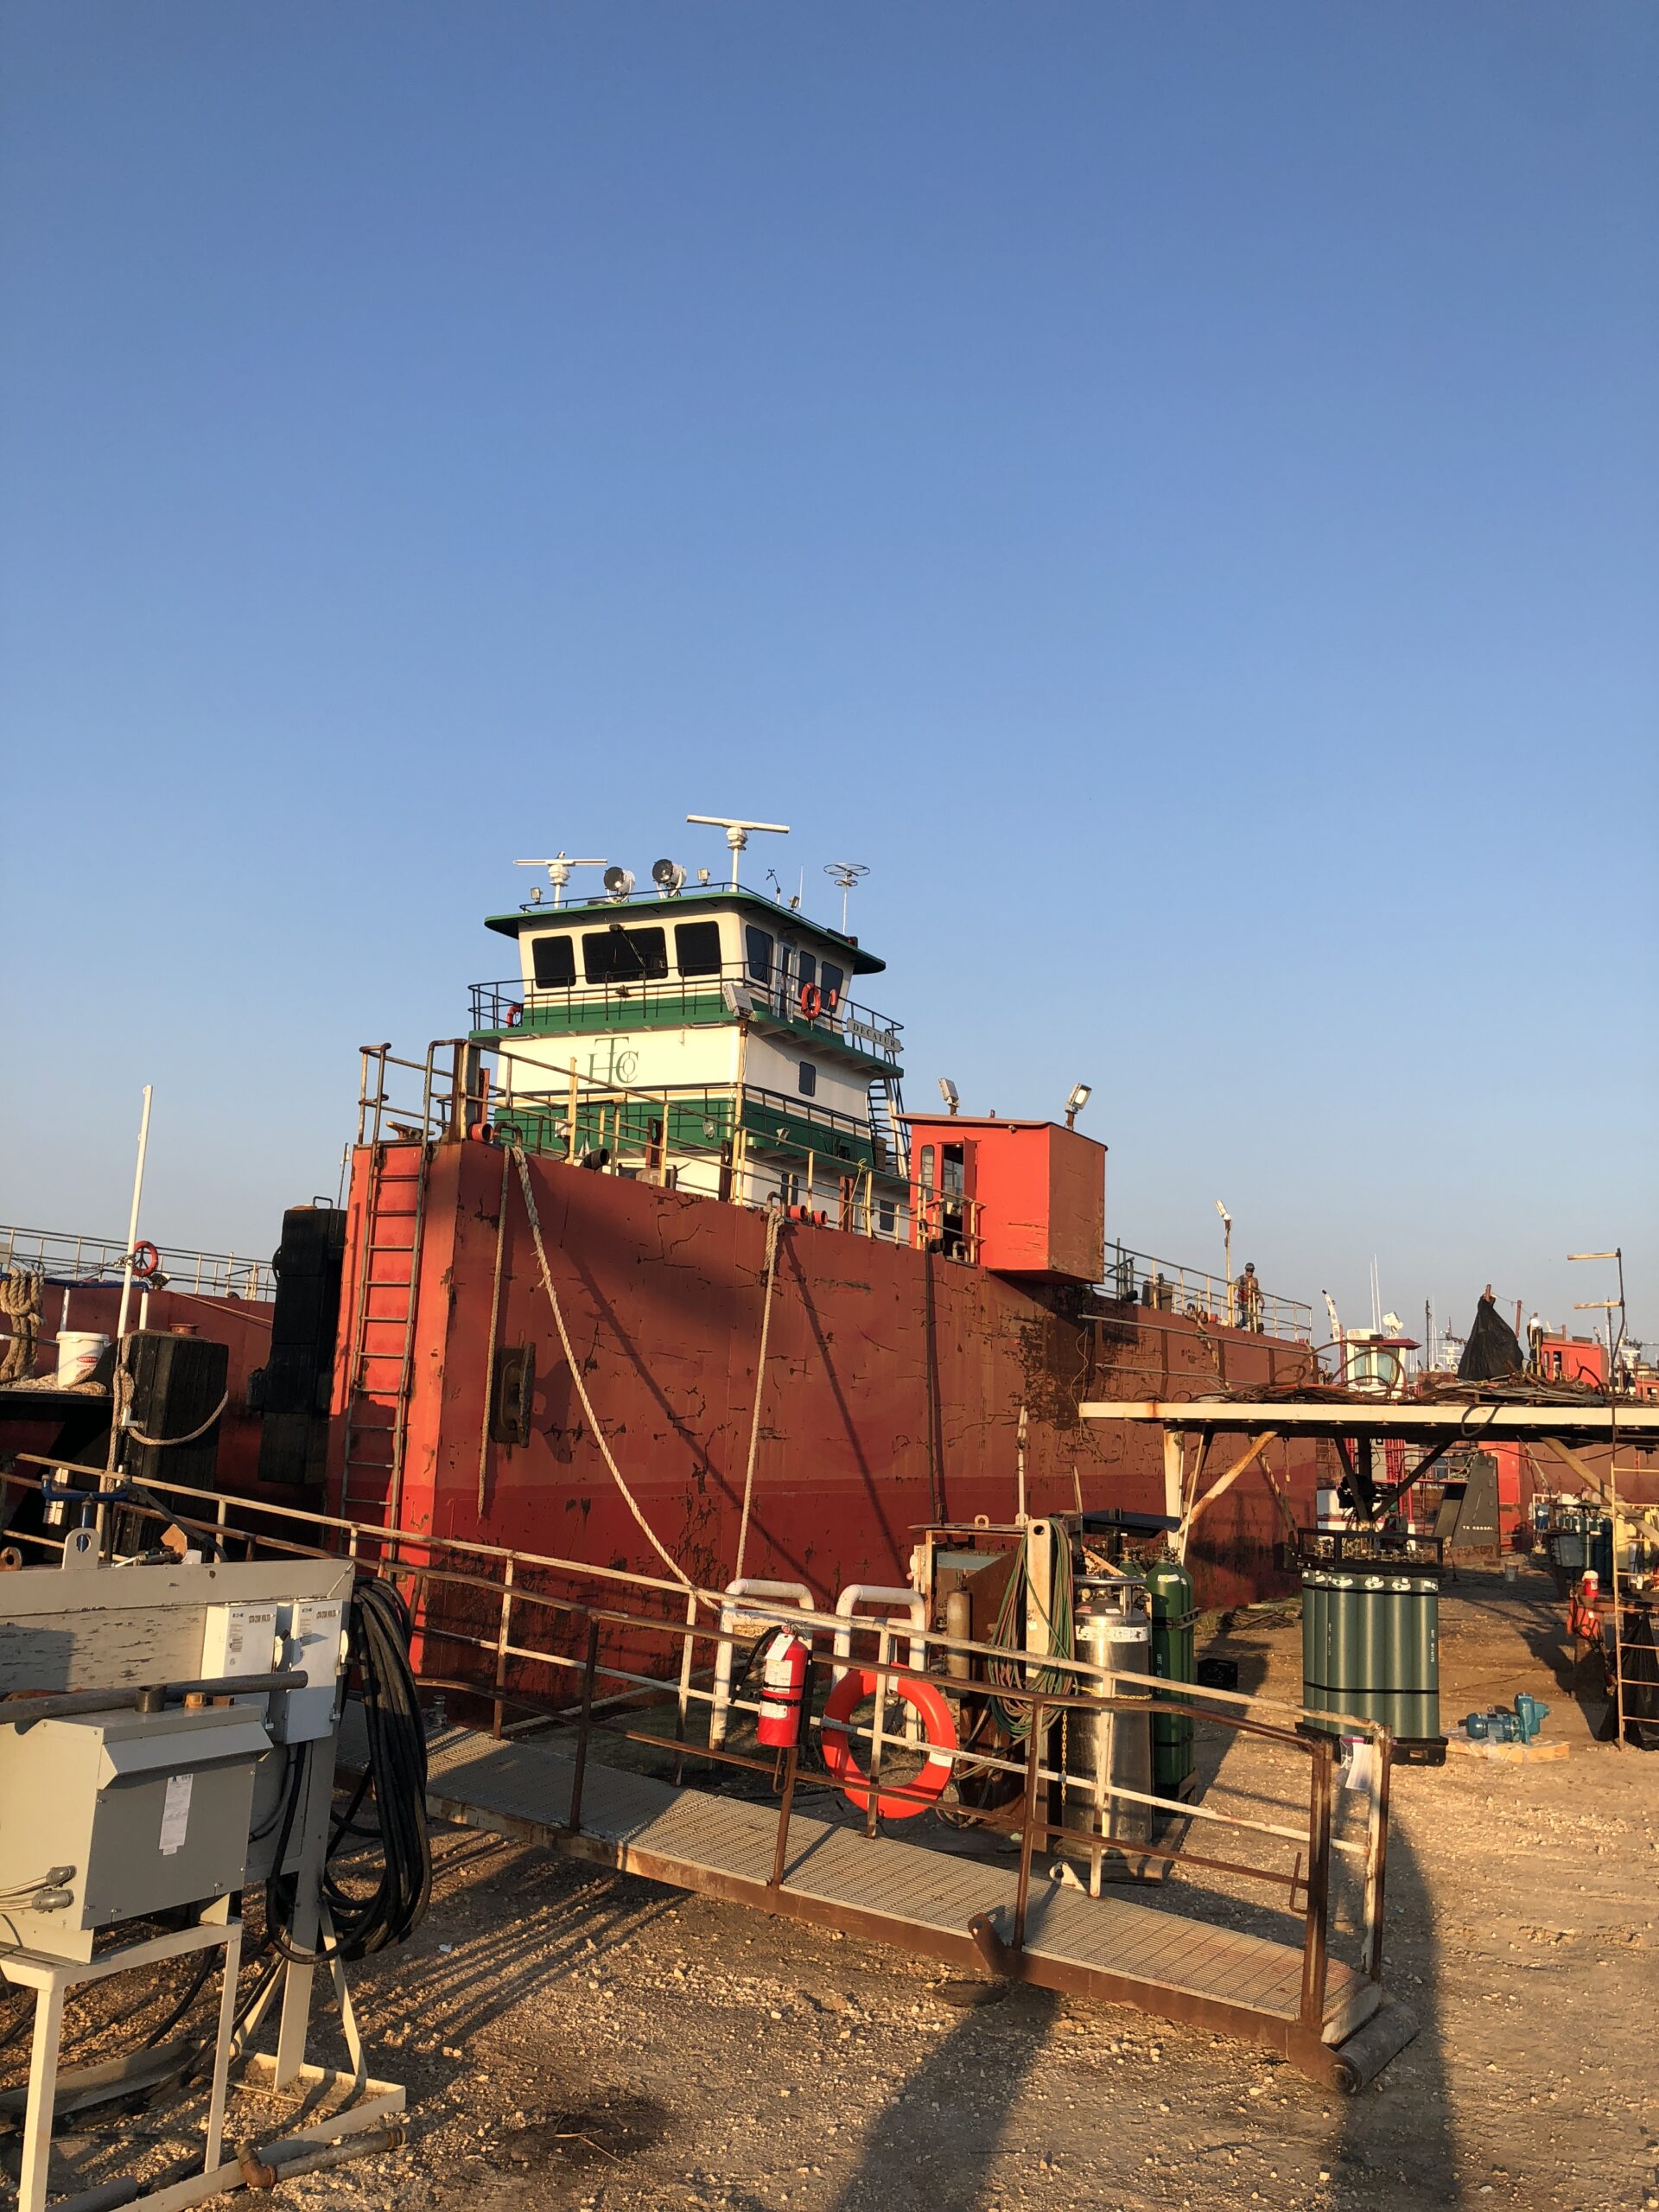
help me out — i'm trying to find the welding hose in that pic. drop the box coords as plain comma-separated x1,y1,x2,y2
266,1578,430,1962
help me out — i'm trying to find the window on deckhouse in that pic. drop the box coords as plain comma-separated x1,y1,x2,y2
531,935,576,988
674,921,723,977
582,925,669,982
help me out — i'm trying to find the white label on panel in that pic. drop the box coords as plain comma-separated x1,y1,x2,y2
159,1771,194,1855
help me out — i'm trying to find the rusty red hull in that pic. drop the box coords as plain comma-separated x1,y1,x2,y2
329,1140,1329,1613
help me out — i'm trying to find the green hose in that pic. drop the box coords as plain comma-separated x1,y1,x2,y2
986,1526,1075,1739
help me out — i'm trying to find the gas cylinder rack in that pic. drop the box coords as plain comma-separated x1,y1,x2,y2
908,1510,1196,1883
0,1539,422,2212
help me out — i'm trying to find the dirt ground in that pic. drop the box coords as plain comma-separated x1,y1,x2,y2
10,1562,1656,2211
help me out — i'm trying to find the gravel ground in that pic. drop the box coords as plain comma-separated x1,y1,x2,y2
10,1563,1656,2210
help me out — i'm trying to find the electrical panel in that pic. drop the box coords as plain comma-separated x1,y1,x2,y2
200,1601,279,1704
199,1596,345,1742
0,1705,269,1961
273,1597,346,1743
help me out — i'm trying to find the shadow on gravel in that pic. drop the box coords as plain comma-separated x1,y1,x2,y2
824,1986,1058,2212
1327,1819,1459,2209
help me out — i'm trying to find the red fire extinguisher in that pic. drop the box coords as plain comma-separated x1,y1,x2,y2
755,1630,811,1750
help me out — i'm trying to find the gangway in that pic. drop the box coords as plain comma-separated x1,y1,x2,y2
405,1719,1397,2088
3,1457,1419,2092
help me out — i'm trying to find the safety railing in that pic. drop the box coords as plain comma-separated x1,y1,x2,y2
1102,1239,1313,1345
352,1040,919,1245
468,963,903,1069
0,1225,273,1302
0,1457,1393,2044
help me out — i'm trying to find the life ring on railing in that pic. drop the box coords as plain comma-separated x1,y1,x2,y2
505,1002,524,1027
823,987,841,1014
129,1240,161,1281
798,982,823,1020
820,1667,957,1820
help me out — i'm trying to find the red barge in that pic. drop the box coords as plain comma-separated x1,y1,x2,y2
324,824,1326,1611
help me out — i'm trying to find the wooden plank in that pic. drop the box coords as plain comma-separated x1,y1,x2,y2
411,1725,1371,2031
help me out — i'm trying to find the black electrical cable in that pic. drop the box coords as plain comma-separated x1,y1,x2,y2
266,1578,430,1963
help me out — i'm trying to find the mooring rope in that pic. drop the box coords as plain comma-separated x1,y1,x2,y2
0,1270,42,1386
112,1362,230,1448
733,1205,785,1582
508,1145,693,1590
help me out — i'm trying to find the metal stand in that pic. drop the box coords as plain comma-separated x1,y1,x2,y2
2,1916,241,2212
2,1906,406,2212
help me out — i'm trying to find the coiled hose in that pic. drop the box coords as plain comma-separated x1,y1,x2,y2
267,1577,431,1961
985,1524,1075,1741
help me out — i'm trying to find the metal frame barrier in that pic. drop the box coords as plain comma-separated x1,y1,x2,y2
2,1456,1398,2082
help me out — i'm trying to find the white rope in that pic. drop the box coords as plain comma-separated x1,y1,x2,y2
733,1206,785,1581
508,1146,693,1590
112,1363,230,1448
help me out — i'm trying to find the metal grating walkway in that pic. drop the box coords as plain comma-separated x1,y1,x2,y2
405,1724,1396,2080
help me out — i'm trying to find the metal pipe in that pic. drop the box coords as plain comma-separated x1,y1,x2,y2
235,2125,405,2190
0,1670,305,1726
111,1085,153,1352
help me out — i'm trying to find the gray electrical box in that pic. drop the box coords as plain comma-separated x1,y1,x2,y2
0,1703,270,1961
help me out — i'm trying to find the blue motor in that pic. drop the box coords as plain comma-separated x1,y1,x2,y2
1463,1694,1550,1745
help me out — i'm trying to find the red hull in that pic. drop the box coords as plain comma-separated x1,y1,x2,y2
330,1141,1325,1612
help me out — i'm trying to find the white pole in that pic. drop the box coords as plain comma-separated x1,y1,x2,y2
113,1086,153,1347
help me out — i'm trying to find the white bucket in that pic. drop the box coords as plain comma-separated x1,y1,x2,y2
55,1332,110,1385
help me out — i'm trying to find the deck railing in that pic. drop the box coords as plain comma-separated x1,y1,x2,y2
468,963,903,1069
1102,1238,1313,1345
0,1456,1393,2071
353,1039,919,1246
0,1225,274,1303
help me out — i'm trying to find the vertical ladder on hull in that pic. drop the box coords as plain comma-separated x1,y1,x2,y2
339,1141,429,1528
867,1076,907,1177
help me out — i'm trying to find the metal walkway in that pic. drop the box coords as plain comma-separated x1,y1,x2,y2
409,1723,1414,2090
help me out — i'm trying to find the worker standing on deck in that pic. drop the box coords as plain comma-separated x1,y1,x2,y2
1527,1312,1545,1371
1236,1262,1264,1332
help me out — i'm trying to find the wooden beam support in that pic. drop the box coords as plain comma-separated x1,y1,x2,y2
1179,1433,1278,1557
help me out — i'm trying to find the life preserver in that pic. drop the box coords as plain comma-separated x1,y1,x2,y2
823,988,841,1014
820,1667,957,1820
505,1002,524,1027
129,1240,161,1281
798,982,823,1020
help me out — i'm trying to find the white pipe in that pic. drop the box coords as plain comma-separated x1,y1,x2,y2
830,1586,927,1675
113,1085,153,1349
832,1584,928,1743
709,1577,814,1747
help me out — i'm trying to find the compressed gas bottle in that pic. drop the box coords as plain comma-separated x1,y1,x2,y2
1144,1556,1196,1798
1302,1570,1440,1743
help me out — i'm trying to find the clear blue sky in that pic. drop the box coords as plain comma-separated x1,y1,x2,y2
2,3,1653,1347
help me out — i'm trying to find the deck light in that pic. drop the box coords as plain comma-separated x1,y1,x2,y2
938,1078,960,1115
1065,1083,1092,1128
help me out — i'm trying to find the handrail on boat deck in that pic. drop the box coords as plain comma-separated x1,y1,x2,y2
1,1458,1393,2031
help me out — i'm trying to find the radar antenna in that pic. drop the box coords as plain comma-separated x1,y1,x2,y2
823,860,869,933
514,853,606,908
685,814,790,888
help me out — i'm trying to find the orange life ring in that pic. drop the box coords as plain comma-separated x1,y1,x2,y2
820,1667,957,1820
798,982,823,1020
129,1240,161,1281
505,1001,524,1027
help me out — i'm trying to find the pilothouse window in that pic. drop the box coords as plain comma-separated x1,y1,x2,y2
582,925,669,983
674,920,722,978
745,926,773,986
820,961,845,1011
531,934,575,988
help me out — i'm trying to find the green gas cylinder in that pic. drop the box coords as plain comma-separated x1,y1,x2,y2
1145,1555,1197,1797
